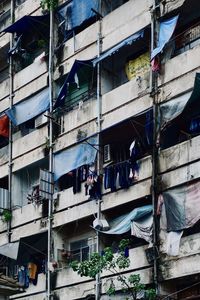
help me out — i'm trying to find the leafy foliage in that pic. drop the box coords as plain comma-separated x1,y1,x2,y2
2,209,12,222
70,239,156,300
40,0,58,10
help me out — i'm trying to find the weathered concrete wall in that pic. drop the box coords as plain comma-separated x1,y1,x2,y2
161,233,200,280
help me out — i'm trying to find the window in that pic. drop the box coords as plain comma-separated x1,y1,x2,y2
172,22,200,58
101,30,150,94
102,0,129,16
0,44,9,83
70,238,96,263
56,63,96,114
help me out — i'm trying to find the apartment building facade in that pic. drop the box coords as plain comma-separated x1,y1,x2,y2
0,0,200,299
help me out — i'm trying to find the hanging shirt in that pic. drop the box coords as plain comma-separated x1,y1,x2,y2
28,262,37,280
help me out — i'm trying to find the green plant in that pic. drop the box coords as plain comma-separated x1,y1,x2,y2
70,239,156,300
40,0,58,10
2,210,12,223
37,39,47,49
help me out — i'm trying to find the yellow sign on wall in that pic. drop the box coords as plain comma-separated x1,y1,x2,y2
125,52,150,81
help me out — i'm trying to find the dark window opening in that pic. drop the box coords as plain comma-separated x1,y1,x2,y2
102,113,152,192
161,104,200,150
102,112,153,165
55,63,96,120
12,33,48,72
0,176,9,212
102,31,150,94
163,1,200,61
0,44,9,83
57,165,90,193
102,0,129,16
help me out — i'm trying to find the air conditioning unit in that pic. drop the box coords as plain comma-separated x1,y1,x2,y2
103,144,111,163
35,112,48,128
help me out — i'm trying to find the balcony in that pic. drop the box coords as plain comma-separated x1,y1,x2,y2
159,135,200,174
161,232,200,280
158,43,200,89
12,125,48,161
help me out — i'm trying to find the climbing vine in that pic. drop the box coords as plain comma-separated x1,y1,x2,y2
40,0,58,10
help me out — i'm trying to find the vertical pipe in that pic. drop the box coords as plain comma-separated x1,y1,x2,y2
150,0,159,295
47,7,54,300
8,0,15,243
95,1,102,299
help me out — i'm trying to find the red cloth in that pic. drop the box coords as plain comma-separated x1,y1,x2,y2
0,115,9,138
151,57,160,72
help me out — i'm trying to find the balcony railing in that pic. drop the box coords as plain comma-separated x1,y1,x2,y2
173,22,200,56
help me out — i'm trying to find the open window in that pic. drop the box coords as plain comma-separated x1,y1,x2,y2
57,0,100,43
2,14,49,72
0,0,10,32
54,60,96,112
101,110,152,192
101,0,129,16
55,219,96,268
159,0,200,63
54,136,100,199
160,73,200,149
100,28,150,94
12,159,48,208
0,231,48,288
0,43,9,83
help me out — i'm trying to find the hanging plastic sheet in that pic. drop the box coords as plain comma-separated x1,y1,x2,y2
54,60,92,109
93,29,144,66
54,136,97,181
57,0,99,34
6,88,49,126
1,14,50,37
131,214,153,242
0,231,47,262
17,231,47,264
161,181,200,232
151,15,178,60
166,231,183,256
101,205,152,235
0,115,9,138
0,241,20,260
159,73,200,129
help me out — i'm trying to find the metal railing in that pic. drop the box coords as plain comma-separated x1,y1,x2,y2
173,22,200,56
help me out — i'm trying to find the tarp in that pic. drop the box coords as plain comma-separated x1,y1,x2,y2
159,73,200,129
54,59,92,109
6,88,50,126
159,92,192,129
0,231,47,262
151,15,178,60
101,205,152,235
131,214,153,242
54,136,98,181
17,231,47,264
1,14,50,37
161,181,200,231
93,30,144,66
58,0,99,33
0,115,9,138
0,242,19,260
